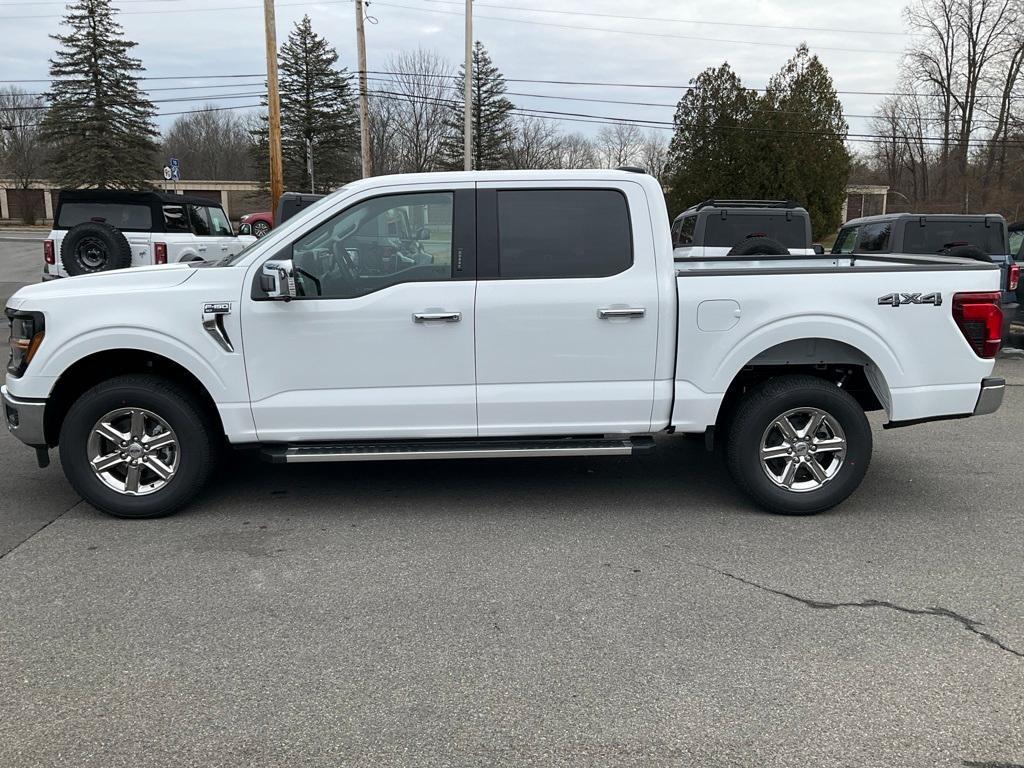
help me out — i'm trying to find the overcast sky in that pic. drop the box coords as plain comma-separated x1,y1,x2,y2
0,0,910,153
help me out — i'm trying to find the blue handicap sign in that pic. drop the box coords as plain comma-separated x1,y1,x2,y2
169,157,179,168
171,166,180,181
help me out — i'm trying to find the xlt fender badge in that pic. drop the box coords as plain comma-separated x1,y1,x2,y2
878,292,943,307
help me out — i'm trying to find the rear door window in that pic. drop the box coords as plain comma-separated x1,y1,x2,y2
57,203,152,231
496,189,632,279
703,213,806,248
902,220,1007,255
189,205,212,236
856,222,891,253
163,205,190,233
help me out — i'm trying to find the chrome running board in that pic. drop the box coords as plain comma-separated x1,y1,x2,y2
260,436,655,464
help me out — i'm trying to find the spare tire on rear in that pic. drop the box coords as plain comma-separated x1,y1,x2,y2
60,222,133,276
941,244,992,263
727,236,790,257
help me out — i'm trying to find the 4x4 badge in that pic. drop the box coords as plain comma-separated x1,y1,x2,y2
878,292,942,307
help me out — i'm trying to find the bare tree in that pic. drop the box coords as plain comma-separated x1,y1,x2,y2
367,94,402,176
382,49,454,172
0,87,48,223
551,132,596,169
593,121,643,167
503,116,561,169
639,130,669,180
161,106,256,180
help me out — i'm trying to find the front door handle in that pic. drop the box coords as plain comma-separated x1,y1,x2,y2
597,307,646,319
413,311,462,323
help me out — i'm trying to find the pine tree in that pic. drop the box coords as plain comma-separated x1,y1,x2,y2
41,0,158,189
441,41,515,170
278,15,359,192
663,63,757,214
757,45,850,236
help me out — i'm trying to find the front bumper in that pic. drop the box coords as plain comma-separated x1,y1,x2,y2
1,385,47,447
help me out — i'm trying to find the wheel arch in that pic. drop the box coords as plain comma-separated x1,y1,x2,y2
709,336,895,444
43,349,224,447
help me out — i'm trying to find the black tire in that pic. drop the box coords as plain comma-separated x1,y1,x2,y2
60,222,133,276
252,220,272,238
727,236,790,257
941,244,992,263
58,375,217,518
725,375,872,516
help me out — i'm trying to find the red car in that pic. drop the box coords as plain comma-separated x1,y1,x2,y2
238,210,273,238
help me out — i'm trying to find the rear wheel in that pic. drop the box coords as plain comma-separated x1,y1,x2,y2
725,375,871,515
59,375,217,518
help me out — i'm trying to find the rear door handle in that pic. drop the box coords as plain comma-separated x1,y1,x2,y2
597,307,646,319
413,311,462,323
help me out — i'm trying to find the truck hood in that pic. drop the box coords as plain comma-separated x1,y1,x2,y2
7,263,196,309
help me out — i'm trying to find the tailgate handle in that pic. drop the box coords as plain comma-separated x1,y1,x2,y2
597,307,646,319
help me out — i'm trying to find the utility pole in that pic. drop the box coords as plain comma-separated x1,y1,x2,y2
463,0,472,171
355,0,372,178
263,0,284,214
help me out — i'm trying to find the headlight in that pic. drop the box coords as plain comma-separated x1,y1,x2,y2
241,214,250,222
6,308,45,376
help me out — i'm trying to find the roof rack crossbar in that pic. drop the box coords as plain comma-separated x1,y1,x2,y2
693,199,802,211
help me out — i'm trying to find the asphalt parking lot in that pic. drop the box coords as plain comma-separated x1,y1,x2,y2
1,233,1022,768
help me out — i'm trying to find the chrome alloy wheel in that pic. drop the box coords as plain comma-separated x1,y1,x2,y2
759,407,847,493
87,408,179,495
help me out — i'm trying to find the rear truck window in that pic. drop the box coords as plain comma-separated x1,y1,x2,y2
902,220,1007,255
57,203,152,231
703,213,806,248
496,189,632,279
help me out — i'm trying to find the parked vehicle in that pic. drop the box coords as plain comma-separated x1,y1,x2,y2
238,192,326,238
671,199,820,258
43,190,256,279
238,211,274,238
3,170,1006,519
1010,222,1023,260
833,213,1019,341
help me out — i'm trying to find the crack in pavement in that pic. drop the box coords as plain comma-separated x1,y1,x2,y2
0,498,83,562
696,564,1024,659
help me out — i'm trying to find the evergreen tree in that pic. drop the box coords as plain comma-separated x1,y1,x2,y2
41,0,158,188
757,45,850,236
278,15,359,192
664,63,757,215
441,41,515,170
663,49,850,236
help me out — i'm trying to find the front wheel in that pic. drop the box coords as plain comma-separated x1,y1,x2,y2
59,375,217,518
252,220,272,238
725,375,872,515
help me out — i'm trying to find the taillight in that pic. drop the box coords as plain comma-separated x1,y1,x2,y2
1009,263,1020,292
43,240,54,265
952,292,1003,358
154,242,167,265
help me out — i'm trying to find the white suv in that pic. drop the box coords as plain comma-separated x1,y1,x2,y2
43,190,256,280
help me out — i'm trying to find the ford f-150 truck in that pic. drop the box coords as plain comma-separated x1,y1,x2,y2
2,170,1007,519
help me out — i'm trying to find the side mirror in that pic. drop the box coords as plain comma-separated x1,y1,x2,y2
812,243,825,255
415,226,430,241
238,222,252,236
260,259,297,300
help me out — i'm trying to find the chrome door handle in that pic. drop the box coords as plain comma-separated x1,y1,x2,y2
413,311,462,323
597,307,646,319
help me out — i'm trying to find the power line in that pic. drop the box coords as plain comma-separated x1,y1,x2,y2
415,0,909,37
0,0,350,19
368,1,906,56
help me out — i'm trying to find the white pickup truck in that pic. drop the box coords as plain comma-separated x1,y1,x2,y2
3,170,1006,519
43,190,255,279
